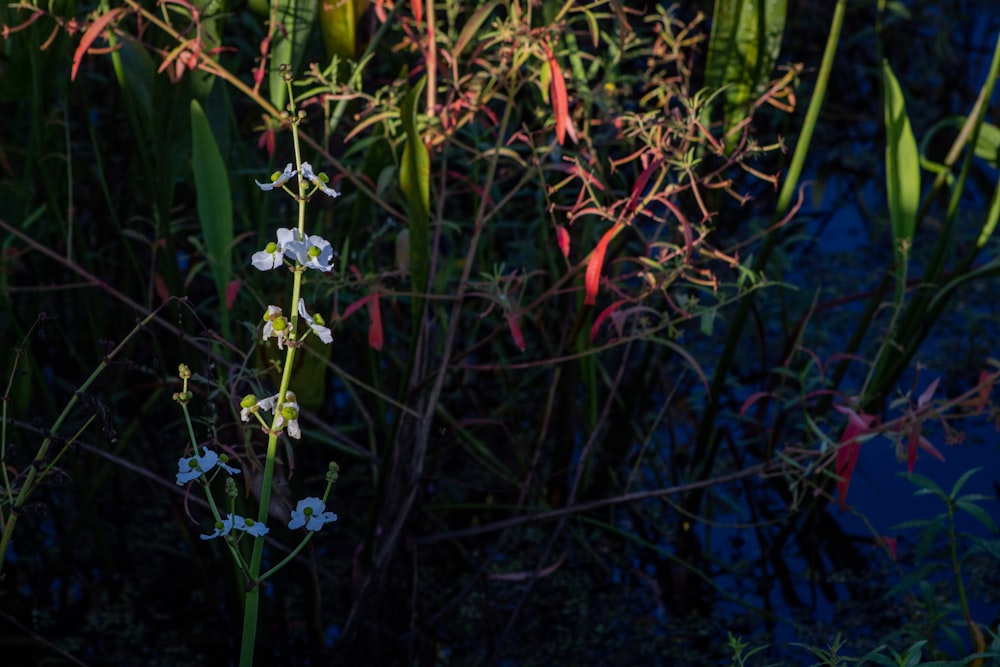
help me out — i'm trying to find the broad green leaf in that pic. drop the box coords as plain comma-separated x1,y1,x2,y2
190,99,233,325
704,0,787,150
319,0,369,62
400,77,430,301
882,60,920,245
269,0,317,112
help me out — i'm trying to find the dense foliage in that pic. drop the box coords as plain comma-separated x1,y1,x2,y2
2,0,1000,664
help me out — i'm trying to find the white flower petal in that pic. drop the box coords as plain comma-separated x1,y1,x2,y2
298,299,333,344
288,497,337,531
255,163,296,191
300,162,341,198
175,449,220,485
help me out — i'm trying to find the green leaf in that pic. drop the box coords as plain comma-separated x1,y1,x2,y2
190,99,233,324
949,466,982,499
704,0,787,150
902,470,944,497
854,647,898,666
455,2,499,57
882,60,921,245
956,499,998,533
400,77,430,302
975,121,1000,166
319,0,368,61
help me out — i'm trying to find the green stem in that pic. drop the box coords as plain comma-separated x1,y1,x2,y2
239,82,309,667
947,498,985,661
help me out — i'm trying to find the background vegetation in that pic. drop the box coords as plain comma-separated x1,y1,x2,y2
2,0,1000,664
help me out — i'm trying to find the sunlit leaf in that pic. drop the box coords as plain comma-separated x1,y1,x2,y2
882,59,920,245
584,225,617,306
72,8,125,81
541,42,571,145
319,0,368,62
400,77,430,300
556,225,570,259
704,0,787,150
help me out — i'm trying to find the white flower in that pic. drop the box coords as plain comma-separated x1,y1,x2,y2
200,514,235,540
300,162,341,198
288,497,338,531
235,516,270,538
286,234,335,272
251,227,299,271
175,449,240,486
274,394,301,439
256,393,279,412
298,299,333,344
200,514,269,540
241,392,299,438
262,305,289,349
241,393,279,422
255,163,296,191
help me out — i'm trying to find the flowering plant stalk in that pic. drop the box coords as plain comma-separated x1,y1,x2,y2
172,65,342,667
